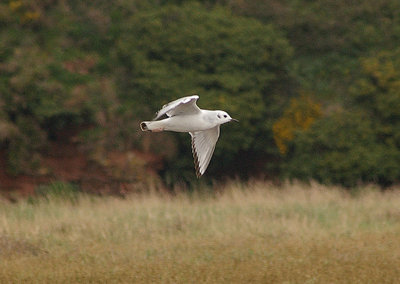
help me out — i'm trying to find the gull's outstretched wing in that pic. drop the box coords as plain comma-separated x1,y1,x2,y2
154,95,200,120
190,126,220,178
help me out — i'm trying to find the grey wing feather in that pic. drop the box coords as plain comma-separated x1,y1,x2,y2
154,95,200,120
190,126,220,178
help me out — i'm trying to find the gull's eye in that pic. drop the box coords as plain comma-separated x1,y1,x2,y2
224,115,227,118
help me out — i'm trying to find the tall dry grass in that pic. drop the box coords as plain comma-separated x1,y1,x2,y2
0,181,399,283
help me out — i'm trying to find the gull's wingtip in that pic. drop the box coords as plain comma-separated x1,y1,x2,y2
185,94,199,102
191,136,203,178
196,169,203,178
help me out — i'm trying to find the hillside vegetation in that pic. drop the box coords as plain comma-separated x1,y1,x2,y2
1,0,400,189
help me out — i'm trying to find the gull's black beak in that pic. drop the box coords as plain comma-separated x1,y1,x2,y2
231,118,239,122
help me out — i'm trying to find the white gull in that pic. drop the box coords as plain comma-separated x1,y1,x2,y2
140,95,238,177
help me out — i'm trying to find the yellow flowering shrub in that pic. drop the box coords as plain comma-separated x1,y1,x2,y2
273,95,322,154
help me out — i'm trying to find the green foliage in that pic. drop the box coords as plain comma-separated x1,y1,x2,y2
114,2,293,179
0,1,294,181
34,181,81,203
0,0,128,174
0,41,91,173
228,0,400,104
351,50,400,125
2,0,400,187
284,112,377,187
273,95,322,154
285,49,400,187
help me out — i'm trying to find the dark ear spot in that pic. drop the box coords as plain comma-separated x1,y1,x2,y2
217,114,221,119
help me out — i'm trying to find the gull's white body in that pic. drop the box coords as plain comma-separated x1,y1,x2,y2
144,110,217,132
140,95,236,177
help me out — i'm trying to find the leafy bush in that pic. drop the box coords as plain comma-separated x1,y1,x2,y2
0,1,128,174
285,49,400,187
273,95,322,155
284,112,376,187
229,0,400,95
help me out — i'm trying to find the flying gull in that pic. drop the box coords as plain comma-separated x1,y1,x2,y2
140,95,238,177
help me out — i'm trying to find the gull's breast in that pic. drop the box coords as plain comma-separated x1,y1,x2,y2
163,114,214,132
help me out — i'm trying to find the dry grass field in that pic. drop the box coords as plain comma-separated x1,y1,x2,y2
1,181,400,283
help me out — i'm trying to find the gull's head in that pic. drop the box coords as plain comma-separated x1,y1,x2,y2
216,111,239,124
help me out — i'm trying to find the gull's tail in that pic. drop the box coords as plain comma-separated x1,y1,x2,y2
140,121,164,132
140,121,150,131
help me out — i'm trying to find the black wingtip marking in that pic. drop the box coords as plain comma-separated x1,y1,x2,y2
191,136,202,178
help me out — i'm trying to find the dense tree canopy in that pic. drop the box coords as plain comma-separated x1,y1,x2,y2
1,0,400,188
113,3,293,180
284,49,400,187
